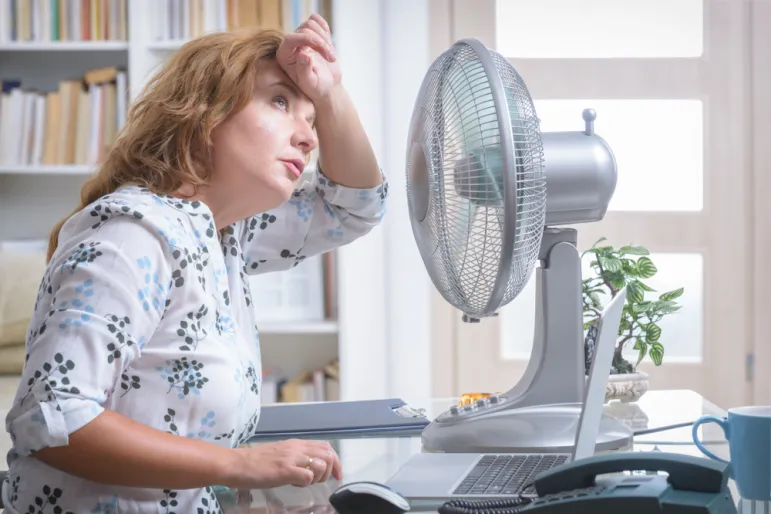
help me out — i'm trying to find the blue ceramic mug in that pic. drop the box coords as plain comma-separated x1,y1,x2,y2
692,406,771,501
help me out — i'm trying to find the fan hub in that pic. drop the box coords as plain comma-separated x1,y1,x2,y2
452,146,505,208
408,142,430,222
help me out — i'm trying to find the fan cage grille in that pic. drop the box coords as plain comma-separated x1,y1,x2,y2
407,41,546,318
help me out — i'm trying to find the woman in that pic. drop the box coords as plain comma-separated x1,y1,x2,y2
2,14,387,513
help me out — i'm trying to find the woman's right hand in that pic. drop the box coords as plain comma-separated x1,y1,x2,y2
225,439,343,490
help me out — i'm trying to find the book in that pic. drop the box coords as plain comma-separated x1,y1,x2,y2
250,398,430,440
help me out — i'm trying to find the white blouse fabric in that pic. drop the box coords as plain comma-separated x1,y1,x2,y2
1,168,388,513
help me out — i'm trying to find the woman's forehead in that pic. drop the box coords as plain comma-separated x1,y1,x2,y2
255,59,289,84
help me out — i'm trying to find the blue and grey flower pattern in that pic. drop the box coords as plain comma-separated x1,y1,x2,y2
1,167,388,513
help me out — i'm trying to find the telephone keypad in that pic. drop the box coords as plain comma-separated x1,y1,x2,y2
531,486,606,505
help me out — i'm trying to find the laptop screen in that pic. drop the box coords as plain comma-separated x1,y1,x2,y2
571,287,627,461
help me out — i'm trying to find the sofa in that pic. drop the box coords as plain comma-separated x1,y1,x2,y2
0,244,46,375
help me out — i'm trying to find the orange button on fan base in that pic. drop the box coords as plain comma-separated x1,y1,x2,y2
458,392,503,406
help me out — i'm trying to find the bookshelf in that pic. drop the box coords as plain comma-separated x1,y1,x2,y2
0,0,434,409
0,41,128,50
145,40,188,51
0,164,93,174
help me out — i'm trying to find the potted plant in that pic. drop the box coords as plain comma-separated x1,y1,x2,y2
581,237,684,402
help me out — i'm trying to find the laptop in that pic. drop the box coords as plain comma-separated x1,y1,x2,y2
384,287,627,509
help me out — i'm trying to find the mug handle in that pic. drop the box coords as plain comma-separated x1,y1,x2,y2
691,415,730,464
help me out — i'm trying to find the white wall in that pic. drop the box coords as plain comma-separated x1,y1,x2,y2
381,0,433,408
333,0,433,407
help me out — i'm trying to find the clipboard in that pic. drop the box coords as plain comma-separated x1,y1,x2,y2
248,398,430,441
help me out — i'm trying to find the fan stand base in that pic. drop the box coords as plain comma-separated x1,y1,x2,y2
420,403,633,454
420,228,634,455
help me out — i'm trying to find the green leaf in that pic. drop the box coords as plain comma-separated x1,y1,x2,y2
636,256,658,278
621,259,640,277
626,282,645,303
619,245,649,256
635,280,655,292
646,301,665,314
609,275,626,291
592,237,607,248
599,255,622,272
646,323,661,342
660,287,684,301
633,338,648,366
649,342,664,365
632,301,650,314
658,301,682,314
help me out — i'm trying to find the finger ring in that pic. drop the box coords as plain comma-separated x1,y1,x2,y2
305,457,314,470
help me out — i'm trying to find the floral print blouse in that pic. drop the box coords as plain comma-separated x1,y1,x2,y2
1,168,388,513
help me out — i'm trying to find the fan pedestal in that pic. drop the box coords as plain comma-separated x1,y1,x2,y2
421,228,633,454
421,404,632,454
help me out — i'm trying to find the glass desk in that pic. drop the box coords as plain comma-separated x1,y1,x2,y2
221,390,740,513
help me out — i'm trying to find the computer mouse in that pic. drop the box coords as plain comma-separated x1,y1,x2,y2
329,480,411,514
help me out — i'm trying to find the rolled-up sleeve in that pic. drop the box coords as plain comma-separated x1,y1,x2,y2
236,165,389,274
5,213,172,456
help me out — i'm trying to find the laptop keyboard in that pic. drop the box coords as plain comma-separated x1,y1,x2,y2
452,454,569,496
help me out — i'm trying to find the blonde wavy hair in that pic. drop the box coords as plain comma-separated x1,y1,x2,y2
47,27,285,262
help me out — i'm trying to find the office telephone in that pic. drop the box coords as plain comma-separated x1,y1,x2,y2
437,452,737,514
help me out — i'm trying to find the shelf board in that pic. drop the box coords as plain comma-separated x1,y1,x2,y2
259,320,338,335
147,40,188,51
0,165,96,175
0,41,128,51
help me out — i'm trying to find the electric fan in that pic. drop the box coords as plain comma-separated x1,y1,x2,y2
405,38,633,454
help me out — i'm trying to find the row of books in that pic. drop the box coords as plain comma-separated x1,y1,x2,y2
0,66,127,167
261,359,340,404
0,0,128,42
156,0,333,41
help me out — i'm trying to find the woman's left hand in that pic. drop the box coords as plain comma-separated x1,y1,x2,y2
276,14,341,103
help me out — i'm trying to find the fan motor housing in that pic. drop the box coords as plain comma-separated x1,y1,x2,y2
541,129,618,226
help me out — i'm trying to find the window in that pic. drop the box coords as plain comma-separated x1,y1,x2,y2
495,0,704,58
535,99,704,212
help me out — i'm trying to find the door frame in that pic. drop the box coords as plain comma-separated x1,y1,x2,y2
750,0,771,406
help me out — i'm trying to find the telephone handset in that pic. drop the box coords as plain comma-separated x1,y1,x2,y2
438,452,737,514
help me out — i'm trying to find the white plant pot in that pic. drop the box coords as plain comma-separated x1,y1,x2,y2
605,371,649,403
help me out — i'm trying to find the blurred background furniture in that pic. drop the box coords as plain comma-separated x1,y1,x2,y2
0,0,433,409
